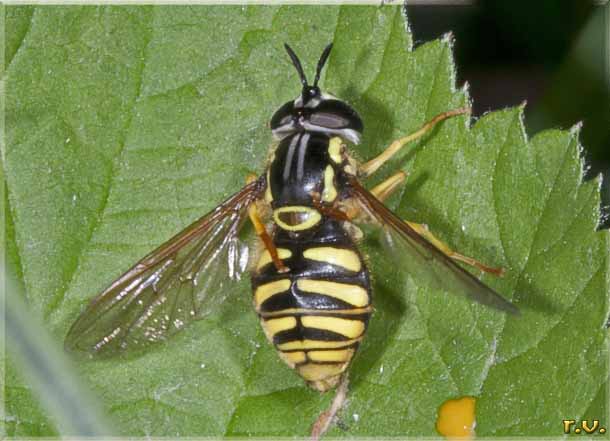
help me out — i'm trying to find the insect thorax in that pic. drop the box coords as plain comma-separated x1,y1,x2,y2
266,89,364,232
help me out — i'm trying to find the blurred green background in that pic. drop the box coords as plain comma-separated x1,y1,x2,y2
406,0,610,228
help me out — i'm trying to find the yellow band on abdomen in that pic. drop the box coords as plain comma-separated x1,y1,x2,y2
303,246,362,272
308,348,354,363
277,338,361,351
296,279,369,307
297,363,347,382
261,316,297,341
301,316,365,339
257,248,292,270
254,279,291,307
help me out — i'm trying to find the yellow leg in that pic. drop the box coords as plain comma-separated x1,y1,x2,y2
370,170,408,201
344,171,407,219
407,221,505,277
246,174,289,273
360,107,471,177
344,170,501,276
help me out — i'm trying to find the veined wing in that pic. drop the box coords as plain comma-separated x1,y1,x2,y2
65,177,266,356
347,176,519,315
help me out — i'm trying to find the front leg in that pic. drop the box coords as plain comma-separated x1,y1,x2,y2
359,107,470,177
246,173,289,273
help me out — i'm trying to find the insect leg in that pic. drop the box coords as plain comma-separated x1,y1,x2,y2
246,174,289,273
344,171,407,220
346,173,504,276
369,170,407,201
310,170,407,222
359,107,471,177
310,191,351,221
406,221,505,276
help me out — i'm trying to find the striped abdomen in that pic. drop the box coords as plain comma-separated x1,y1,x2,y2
251,219,371,392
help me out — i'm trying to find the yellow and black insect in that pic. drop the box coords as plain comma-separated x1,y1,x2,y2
65,43,518,393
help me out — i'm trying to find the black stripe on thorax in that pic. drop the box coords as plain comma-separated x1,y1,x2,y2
268,132,334,207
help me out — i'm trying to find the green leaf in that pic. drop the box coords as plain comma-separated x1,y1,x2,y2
4,5,608,437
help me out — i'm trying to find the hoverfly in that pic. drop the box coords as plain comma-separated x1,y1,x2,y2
65,43,518,395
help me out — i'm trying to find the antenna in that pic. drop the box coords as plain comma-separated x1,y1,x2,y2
284,43,308,87
313,43,333,87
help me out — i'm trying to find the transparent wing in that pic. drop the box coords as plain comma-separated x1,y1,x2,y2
347,177,519,315
65,177,265,356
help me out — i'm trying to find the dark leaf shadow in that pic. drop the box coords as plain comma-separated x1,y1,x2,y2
348,235,409,388
399,184,560,316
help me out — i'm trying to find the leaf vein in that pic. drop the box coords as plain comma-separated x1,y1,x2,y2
48,8,154,315
5,7,36,75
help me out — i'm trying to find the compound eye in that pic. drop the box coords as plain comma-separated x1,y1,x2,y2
270,101,296,131
310,111,349,129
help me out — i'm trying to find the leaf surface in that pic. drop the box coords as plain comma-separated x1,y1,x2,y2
3,5,608,437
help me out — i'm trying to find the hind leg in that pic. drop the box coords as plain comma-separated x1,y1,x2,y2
346,171,504,276
406,221,504,276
